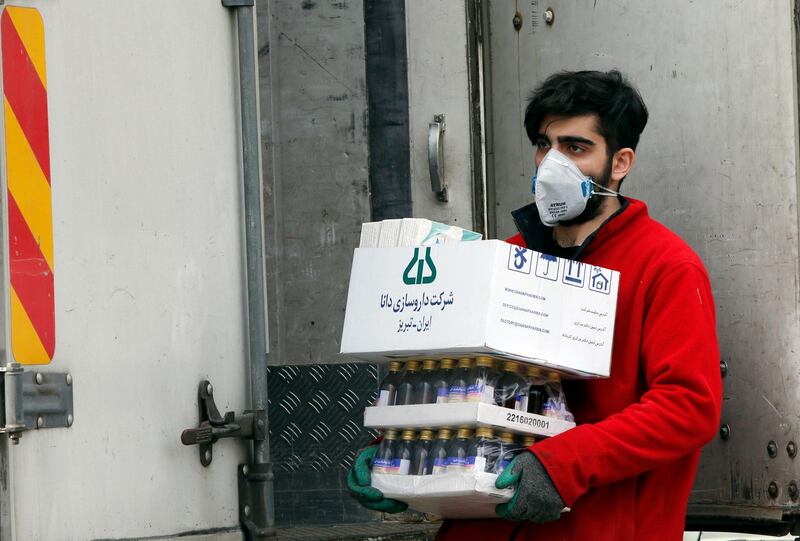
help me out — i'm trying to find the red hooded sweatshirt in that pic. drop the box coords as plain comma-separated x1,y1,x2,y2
435,198,722,541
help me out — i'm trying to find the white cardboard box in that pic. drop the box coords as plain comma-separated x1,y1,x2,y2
359,222,382,248
360,219,483,248
364,403,575,438
340,240,620,377
371,472,512,519
377,219,402,247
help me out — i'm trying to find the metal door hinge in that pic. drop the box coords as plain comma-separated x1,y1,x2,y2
239,463,276,539
0,362,74,444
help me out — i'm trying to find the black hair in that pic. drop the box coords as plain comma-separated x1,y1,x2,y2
524,69,648,156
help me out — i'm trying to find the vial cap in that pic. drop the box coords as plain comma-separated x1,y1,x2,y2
439,358,456,369
456,428,474,439
475,427,494,439
401,429,417,441
521,436,536,447
525,365,543,377
475,356,494,368
502,361,519,372
384,429,399,439
419,429,435,440
546,370,561,381
405,360,421,371
422,359,437,370
457,358,473,368
436,428,454,439
498,431,515,443
388,361,403,372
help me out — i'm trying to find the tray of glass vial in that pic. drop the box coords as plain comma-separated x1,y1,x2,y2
370,427,534,518
364,357,576,438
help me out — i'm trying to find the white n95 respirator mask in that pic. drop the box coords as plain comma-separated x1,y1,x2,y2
531,148,619,226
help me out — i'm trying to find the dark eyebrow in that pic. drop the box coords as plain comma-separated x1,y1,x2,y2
557,135,596,146
534,134,597,146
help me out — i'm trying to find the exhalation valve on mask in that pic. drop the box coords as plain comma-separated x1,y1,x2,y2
531,149,618,226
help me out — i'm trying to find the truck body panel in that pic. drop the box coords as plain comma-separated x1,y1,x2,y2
485,0,800,524
1,1,250,538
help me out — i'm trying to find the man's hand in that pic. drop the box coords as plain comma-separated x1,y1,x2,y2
495,451,565,522
347,445,408,514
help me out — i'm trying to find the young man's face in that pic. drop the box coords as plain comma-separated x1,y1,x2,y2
534,113,612,187
533,113,616,225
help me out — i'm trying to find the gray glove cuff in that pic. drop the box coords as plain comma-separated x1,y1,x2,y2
497,451,565,522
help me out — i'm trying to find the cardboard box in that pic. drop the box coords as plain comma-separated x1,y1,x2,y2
364,403,575,438
360,219,483,248
371,471,512,519
340,240,619,377
377,219,402,247
359,221,382,248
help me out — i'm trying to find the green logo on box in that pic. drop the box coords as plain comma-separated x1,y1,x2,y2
403,247,437,285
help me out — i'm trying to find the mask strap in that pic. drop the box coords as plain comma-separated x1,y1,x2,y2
590,180,620,197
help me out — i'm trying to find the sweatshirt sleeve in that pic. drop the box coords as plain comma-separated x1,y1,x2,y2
530,262,723,506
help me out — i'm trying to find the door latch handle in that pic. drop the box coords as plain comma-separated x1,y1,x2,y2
180,380,266,466
181,422,214,445
180,418,248,445
428,114,448,202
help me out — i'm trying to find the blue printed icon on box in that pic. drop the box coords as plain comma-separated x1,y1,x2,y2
535,253,559,281
562,260,585,288
507,246,532,274
588,266,612,295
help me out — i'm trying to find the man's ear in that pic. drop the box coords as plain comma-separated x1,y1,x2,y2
610,148,635,187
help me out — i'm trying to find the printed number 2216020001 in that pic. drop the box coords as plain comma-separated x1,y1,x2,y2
506,412,550,430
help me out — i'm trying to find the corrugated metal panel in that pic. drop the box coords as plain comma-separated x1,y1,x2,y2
268,363,381,525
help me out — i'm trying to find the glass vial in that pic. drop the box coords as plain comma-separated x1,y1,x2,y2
466,356,499,403
542,370,571,420
494,361,527,410
430,428,454,474
395,360,421,406
375,361,404,407
410,429,435,475
493,431,520,475
445,428,474,471
372,429,401,474
395,429,416,475
467,427,499,473
448,358,473,403
434,358,455,404
525,365,547,415
416,359,438,404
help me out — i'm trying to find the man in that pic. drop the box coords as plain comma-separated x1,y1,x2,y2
349,70,722,540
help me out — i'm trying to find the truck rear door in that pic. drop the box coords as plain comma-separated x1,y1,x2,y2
0,2,252,539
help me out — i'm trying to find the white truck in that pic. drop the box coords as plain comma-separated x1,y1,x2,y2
0,0,798,540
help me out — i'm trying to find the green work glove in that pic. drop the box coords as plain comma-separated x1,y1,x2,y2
347,445,408,514
495,451,565,522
